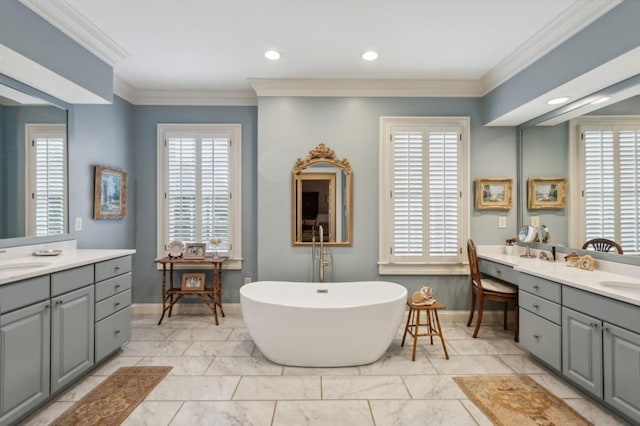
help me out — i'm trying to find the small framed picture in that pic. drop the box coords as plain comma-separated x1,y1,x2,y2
475,178,513,210
181,273,205,291
528,177,567,209
184,243,206,259
94,165,128,219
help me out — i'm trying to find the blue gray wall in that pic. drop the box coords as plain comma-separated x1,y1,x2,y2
131,105,258,303
257,97,517,309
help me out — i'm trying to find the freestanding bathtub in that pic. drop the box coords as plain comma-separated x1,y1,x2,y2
240,281,407,367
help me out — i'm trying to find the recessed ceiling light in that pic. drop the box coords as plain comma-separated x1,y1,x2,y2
591,96,610,105
361,51,379,61
546,97,570,105
264,50,281,60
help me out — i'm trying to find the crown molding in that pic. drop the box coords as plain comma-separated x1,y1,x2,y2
131,89,257,106
480,0,621,94
19,0,130,67
113,76,135,103
249,78,483,97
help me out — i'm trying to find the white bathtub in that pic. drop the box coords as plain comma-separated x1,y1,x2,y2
240,281,407,367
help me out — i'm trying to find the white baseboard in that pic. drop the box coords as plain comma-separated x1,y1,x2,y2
131,303,506,324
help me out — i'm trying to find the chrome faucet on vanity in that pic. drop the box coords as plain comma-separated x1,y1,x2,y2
311,225,332,282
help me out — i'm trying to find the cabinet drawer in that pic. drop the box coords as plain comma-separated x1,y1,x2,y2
519,290,561,325
519,308,561,371
95,256,132,282
518,273,561,303
95,273,132,302
95,289,131,322
95,306,131,361
479,259,518,285
51,265,94,297
0,275,50,313
563,286,640,334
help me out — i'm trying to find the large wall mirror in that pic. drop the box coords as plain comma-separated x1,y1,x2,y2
0,77,69,245
517,76,640,264
292,143,353,246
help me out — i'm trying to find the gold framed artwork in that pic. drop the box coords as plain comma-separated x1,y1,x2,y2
475,178,513,210
184,243,206,259
181,273,206,291
528,177,567,209
94,165,128,219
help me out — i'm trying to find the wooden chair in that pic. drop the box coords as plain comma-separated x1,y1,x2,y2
582,238,623,254
466,239,519,341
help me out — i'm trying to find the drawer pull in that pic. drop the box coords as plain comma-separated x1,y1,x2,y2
114,302,120,307
115,266,121,271
114,329,120,334
533,334,540,339
496,270,502,275
532,304,539,309
533,285,539,290
115,284,121,289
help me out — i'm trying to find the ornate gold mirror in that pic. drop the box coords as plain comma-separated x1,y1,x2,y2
292,144,353,246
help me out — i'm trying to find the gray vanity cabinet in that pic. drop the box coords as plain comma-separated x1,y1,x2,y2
603,322,640,420
0,301,51,426
562,307,603,398
51,285,95,394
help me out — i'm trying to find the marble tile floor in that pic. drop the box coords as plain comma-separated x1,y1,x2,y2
23,313,629,426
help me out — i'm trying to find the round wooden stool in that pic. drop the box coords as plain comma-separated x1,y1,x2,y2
401,299,449,361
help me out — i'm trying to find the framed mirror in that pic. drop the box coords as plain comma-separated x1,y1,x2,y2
292,143,353,246
0,76,69,245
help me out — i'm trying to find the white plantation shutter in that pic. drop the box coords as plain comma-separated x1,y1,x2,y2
162,126,237,256
388,121,464,265
618,129,640,252
392,131,423,256
428,129,459,257
580,124,640,254
27,125,66,236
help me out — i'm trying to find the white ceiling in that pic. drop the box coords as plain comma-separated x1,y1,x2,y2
18,0,637,124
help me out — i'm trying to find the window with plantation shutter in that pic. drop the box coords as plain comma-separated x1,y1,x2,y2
26,124,66,236
574,117,640,254
379,117,469,275
157,124,242,267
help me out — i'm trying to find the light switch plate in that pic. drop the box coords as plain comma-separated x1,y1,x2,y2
498,216,507,228
75,217,82,231
531,216,540,227
243,277,252,284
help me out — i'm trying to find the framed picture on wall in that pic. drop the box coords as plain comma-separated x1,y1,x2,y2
475,178,513,210
528,177,567,209
94,165,128,219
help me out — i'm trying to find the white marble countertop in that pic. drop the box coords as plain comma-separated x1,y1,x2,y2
0,240,135,286
478,246,640,307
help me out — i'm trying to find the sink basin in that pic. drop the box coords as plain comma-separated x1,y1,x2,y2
0,261,52,271
599,281,640,291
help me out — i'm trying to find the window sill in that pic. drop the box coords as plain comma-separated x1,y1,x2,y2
378,262,469,275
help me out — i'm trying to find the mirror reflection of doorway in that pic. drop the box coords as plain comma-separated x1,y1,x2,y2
297,174,335,242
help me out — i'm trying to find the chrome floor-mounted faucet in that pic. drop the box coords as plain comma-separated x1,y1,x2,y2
311,225,330,282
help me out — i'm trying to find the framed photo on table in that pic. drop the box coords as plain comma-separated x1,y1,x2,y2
475,178,512,210
184,243,206,259
181,273,205,291
528,177,567,209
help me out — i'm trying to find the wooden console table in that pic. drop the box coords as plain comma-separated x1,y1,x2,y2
154,256,227,325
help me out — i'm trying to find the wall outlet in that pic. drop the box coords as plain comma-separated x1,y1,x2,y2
75,217,82,231
498,216,507,228
243,277,252,284
530,216,540,227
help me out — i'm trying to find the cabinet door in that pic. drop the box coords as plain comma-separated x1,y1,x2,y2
562,307,603,398
51,286,95,394
604,323,640,421
0,301,50,426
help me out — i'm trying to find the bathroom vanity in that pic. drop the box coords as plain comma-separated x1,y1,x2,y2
0,243,135,426
477,247,640,424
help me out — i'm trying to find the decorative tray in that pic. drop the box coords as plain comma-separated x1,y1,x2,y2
33,249,63,256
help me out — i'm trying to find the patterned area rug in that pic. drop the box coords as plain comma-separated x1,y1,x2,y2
454,375,593,426
51,366,172,426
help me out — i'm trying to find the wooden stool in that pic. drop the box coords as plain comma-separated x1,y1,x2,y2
401,299,449,361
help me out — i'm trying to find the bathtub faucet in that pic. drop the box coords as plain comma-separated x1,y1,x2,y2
318,225,329,282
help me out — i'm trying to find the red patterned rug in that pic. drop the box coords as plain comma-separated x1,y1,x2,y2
454,375,593,426
51,366,171,426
